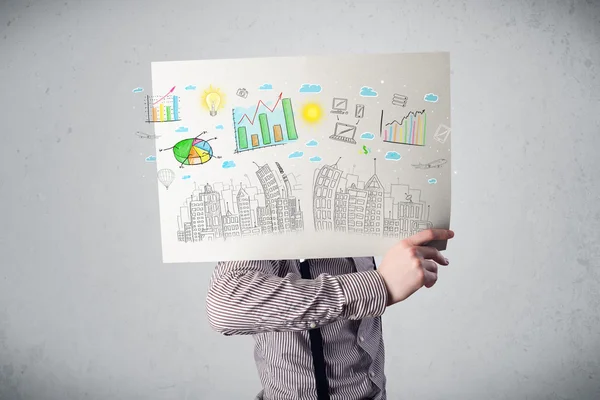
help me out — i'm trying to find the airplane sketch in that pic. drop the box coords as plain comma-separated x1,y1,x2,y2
411,158,448,169
313,158,433,239
175,162,304,242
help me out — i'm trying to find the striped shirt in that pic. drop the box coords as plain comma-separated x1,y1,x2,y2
206,257,389,400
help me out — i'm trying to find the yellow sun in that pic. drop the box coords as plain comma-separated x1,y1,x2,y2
301,102,323,124
201,85,226,116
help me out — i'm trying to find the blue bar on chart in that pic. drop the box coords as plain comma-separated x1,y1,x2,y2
173,96,179,121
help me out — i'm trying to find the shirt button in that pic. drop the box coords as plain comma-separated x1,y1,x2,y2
309,322,317,329
359,336,365,342
369,371,375,378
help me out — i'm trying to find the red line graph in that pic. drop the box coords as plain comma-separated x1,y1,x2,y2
152,86,176,105
236,92,283,125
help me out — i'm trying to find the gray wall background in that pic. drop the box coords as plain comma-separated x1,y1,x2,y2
1,0,599,399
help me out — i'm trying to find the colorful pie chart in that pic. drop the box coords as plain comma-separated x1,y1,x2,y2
172,138,214,165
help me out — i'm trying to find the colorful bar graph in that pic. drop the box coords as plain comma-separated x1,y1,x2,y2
382,110,427,146
146,94,180,123
237,127,248,149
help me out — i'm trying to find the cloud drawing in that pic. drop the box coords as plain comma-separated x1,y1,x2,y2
385,151,401,161
424,93,439,102
145,155,156,162
305,139,319,147
132,87,144,93
222,160,236,169
360,132,375,140
288,151,304,159
175,126,189,133
215,124,224,130
428,178,437,184
182,175,191,180
299,83,322,93
185,85,197,91
359,86,378,97
259,83,273,90
309,156,322,162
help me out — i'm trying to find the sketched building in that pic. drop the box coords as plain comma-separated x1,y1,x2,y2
363,161,385,236
189,184,224,241
236,187,253,234
313,158,433,238
313,158,343,231
222,205,242,239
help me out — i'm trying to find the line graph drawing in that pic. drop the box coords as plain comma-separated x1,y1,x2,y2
233,92,299,153
312,158,433,238
175,162,304,242
380,109,427,146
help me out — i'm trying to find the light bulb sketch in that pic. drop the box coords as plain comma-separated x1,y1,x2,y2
158,169,176,190
201,85,226,117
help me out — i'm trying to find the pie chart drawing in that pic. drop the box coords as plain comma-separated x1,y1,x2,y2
160,132,219,168
174,138,213,165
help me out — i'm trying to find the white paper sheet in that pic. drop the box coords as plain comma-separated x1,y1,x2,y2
149,52,452,263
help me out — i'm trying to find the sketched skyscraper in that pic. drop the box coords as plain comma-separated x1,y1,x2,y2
236,187,253,233
313,158,343,231
363,159,385,236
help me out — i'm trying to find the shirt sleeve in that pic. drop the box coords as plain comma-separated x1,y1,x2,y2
205,260,388,335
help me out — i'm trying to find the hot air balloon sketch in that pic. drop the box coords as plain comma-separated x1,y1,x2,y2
158,169,176,190
159,131,220,168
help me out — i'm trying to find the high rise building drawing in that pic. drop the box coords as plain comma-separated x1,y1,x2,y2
176,162,303,242
313,158,433,238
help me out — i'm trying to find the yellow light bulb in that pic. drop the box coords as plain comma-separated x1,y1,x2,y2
206,92,221,116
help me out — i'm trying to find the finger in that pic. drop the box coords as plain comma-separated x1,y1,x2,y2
422,267,438,288
415,246,448,265
422,259,438,275
403,229,454,247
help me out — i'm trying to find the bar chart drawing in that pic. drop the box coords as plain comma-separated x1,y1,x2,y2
380,109,427,146
145,88,181,123
233,92,299,153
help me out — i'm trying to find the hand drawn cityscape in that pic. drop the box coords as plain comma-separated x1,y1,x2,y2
175,162,304,242
313,158,433,239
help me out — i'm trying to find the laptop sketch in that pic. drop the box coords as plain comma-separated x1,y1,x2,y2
330,122,357,144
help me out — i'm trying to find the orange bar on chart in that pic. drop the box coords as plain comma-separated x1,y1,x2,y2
273,125,283,142
251,134,259,147
152,107,157,122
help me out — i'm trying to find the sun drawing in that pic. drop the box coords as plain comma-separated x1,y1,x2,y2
301,102,324,124
201,85,226,116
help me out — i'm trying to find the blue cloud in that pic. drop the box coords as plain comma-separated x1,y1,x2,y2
424,93,439,103
359,86,378,97
288,151,304,159
215,124,224,130
385,151,401,161
132,87,143,93
309,156,322,162
259,83,273,90
299,83,322,93
360,132,375,140
145,155,156,162
182,175,191,180
428,178,437,184
222,160,236,169
305,139,319,147
185,85,197,91
175,126,189,133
